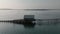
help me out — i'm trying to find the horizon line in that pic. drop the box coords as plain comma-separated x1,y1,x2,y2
0,8,60,10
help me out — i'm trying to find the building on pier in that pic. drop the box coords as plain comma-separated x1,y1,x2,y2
24,15,35,25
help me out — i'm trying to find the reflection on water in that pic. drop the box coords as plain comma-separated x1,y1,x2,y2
23,24,35,28
0,22,60,34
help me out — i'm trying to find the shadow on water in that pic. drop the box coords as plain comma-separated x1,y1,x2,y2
23,24,35,28
9,21,36,28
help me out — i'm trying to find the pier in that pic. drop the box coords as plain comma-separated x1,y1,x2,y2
35,19,60,25
0,15,60,25
0,18,60,25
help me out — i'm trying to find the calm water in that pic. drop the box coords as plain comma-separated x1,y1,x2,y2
0,9,60,34
0,22,60,34
0,9,60,20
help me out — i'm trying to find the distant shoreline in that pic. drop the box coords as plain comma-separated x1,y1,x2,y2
0,9,60,10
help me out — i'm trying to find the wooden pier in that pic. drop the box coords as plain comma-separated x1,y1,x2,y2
35,19,60,25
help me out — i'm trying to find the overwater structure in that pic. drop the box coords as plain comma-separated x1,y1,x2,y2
23,15,36,25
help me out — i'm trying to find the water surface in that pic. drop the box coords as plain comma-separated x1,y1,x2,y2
0,22,60,34
0,10,60,20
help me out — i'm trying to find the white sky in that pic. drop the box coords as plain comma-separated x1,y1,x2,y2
0,0,60,9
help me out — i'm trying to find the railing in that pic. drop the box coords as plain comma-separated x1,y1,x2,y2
34,19,60,25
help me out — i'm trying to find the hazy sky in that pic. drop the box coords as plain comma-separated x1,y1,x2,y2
0,0,60,9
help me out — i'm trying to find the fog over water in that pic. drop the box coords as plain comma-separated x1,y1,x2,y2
0,9,60,20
